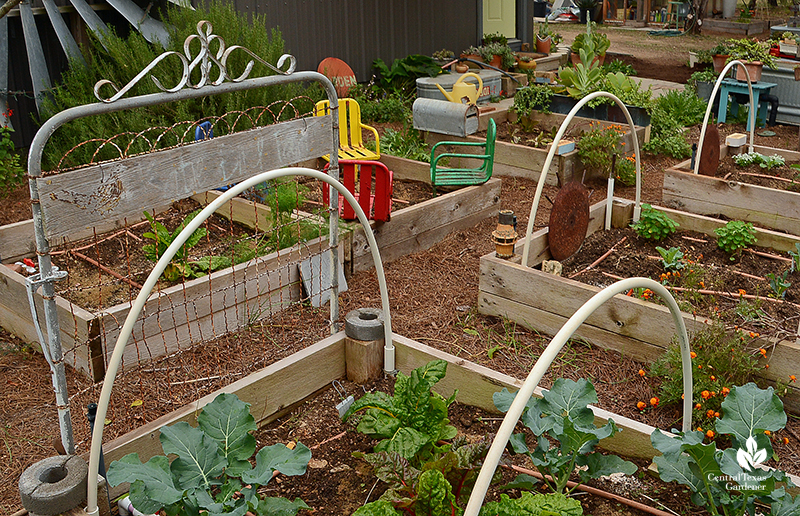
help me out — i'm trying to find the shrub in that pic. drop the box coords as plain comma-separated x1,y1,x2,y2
0,125,25,197
577,123,632,180
40,2,320,170
511,84,554,117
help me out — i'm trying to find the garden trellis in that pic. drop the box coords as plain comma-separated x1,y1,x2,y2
23,21,348,456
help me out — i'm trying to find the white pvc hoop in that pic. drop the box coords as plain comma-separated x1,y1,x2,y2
694,60,756,175
85,167,394,515
463,277,693,516
521,91,642,267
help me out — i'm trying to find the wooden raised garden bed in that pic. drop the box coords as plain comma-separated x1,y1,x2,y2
478,198,800,410
424,109,648,187
96,331,686,504
0,157,499,380
663,144,800,236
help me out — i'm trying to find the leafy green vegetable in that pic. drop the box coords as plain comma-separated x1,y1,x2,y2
479,491,583,516
630,204,679,241
494,378,637,495
651,383,796,516
107,393,311,516
714,220,757,259
142,210,232,282
343,359,457,461
655,246,685,272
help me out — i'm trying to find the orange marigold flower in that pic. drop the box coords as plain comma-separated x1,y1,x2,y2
697,427,703,433
698,364,703,369
706,430,715,439
752,332,761,339
722,387,731,396
701,390,711,399
711,391,716,397
714,412,720,418
759,348,767,356
637,401,647,410
650,397,659,407
690,351,697,359
765,430,771,436
784,437,790,445
765,364,770,369
738,289,746,296
638,369,646,377
791,375,797,382
707,409,715,418
695,403,702,410
710,375,716,381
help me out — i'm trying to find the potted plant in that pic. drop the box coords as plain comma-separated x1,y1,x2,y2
688,69,720,103
725,37,777,82
709,41,732,73
516,54,537,71
536,20,553,54
478,42,517,71
570,21,610,66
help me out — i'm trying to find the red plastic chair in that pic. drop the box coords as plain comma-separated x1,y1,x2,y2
322,160,393,222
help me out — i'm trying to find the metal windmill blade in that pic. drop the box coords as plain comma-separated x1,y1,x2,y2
2,0,177,133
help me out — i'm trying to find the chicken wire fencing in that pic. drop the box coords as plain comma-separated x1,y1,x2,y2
22,21,346,455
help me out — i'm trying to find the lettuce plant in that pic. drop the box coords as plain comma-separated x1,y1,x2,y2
651,383,798,516
107,393,311,516
494,378,637,494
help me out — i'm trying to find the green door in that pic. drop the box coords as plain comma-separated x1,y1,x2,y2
483,0,517,38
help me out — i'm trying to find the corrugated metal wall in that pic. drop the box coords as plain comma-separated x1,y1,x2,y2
210,0,481,81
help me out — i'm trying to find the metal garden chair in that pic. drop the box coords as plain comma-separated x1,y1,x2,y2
314,98,380,161
429,118,496,194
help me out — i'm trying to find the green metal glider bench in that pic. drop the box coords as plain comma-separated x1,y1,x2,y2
429,118,496,194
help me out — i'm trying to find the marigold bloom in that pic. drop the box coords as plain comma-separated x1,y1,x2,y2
714,412,720,418
637,401,647,410
706,430,715,439
695,403,702,410
791,375,797,382
765,364,770,369
701,390,711,399
690,351,697,359
697,427,703,432
722,387,730,396
710,375,716,381
784,437,790,445
759,348,767,356
650,397,659,407
638,369,646,377
706,409,715,418
738,289,746,296
765,430,771,436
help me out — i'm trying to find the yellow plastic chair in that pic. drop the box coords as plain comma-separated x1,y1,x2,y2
314,98,380,161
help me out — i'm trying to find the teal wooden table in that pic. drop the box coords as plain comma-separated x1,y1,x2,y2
717,78,777,131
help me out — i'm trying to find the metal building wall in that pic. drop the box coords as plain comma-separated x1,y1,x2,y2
217,0,481,81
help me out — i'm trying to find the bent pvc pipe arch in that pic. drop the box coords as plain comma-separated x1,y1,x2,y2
694,60,756,175
85,167,394,516
463,277,693,516
521,91,643,267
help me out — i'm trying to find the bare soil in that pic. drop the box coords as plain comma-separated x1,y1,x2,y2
715,153,800,192
3,25,800,516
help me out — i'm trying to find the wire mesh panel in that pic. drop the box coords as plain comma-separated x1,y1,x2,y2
22,21,342,455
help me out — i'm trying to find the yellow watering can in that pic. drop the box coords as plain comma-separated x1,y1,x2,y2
436,72,483,105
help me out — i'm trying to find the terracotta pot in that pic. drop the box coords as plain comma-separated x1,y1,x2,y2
712,54,729,74
735,61,763,82
535,35,552,55
454,63,470,73
569,52,605,67
488,54,503,69
517,59,537,71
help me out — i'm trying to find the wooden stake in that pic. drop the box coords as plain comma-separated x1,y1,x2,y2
738,171,794,183
70,251,144,290
568,236,627,279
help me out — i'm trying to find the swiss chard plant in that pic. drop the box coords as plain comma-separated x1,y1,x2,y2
494,378,637,495
107,392,311,516
343,359,458,462
142,210,232,282
651,383,798,516
346,360,493,516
